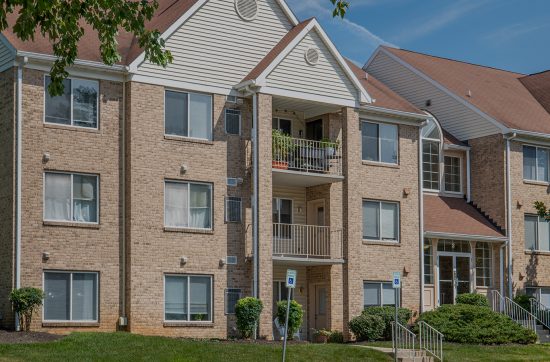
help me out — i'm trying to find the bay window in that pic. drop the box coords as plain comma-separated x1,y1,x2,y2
164,181,212,229
165,90,212,140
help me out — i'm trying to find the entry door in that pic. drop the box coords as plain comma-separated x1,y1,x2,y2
438,255,470,305
314,285,328,330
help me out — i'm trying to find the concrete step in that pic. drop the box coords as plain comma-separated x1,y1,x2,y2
393,350,434,362
537,330,550,343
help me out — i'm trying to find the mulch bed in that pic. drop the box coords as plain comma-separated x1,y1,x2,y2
0,330,64,344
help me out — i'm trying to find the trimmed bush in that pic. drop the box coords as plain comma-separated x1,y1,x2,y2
276,300,304,339
362,306,412,340
455,293,489,307
327,330,344,343
348,314,385,341
234,297,263,339
514,294,532,312
9,287,44,331
417,304,537,344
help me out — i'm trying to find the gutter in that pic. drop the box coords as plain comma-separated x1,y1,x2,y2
120,71,128,328
505,132,517,297
16,51,127,74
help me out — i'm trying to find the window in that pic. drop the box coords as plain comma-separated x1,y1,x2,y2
44,172,98,223
525,215,550,251
273,198,293,239
363,282,396,307
225,196,242,223
361,121,398,164
526,287,550,307
164,275,212,322
225,109,241,135
523,145,549,182
437,240,471,253
225,288,242,314
165,181,212,229
424,239,434,284
43,271,98,322
362,200,399,242
444,156,461,193
422,119,442,191
165,90,212,140
45,76,99,128
272,118,292,135
475,242,492,287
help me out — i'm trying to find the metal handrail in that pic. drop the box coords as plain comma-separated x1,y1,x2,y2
531,298,550,330
492,290,537,332
272,223,342,259
391,321,416,360
418,321,444,361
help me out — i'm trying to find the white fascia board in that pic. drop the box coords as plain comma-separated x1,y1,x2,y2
359,111,426,127
363,46,382,70
261,86,357,108
275,0,299,26
130,73,241,96
128,0,208,71
424,231,507,243
360,104,428,122
509,129,550,142
373,47,510,135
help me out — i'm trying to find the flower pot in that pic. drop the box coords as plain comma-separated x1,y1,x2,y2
272,161,289,170
314,334,329,344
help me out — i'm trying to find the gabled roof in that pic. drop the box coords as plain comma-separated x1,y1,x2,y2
346,59,423,115
424,195,505,240
380,46,550,135
520,70,550,115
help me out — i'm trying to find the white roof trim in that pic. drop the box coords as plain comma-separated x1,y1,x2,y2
253,18,372,104
365,47,510,135
424,231,507,242
275,0,299,26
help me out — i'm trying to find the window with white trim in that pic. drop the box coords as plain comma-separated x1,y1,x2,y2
165,90,212,140
424,239,434,284
164,181,212,229
362,200,399,242
225,109,241,135
444,156,461,193
475,242,492,287
44,172,98,223
363,282,396,307
225,288,242,314
422,119,441,191
225,196,242,223
523,145,549,182
525,215,550,251
361,121,398,164
164,275,212,322
45,76,99,128
43,271,98,322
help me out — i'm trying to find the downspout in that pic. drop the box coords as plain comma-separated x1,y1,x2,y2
505,132,517,298
466,148,471,203
252,92,259,298
120,72,127,326
418,120,426,313
15,57,27,331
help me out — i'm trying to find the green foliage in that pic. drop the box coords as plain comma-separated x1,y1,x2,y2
9,287,44,331
362,306,412,340
417,304,537,344
234,297,263,339
535,201,550,221
455,293,490,307
330,0,350,18
348,314,385,341
0,1,173,96
327,330,344,343
276,300,304,340
514,294,533,312
272,129,295,159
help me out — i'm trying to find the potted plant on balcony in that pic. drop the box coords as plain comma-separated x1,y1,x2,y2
272,129,295,170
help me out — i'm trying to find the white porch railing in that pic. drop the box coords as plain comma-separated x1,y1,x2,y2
492,290,537,332
272,223,342,259
418,321,444,361
272,137,342,176
391,321,416,360
531,298,550,330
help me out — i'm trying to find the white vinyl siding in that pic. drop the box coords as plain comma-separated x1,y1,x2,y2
525,215,550,252
266,31,358,103
362,200,399,242
366,51,501,141
523,145,549,182
135,0,293,92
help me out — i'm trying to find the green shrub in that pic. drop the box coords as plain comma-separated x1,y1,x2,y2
276,300,304,340
234,297,263,339
362,306,412,340
9,287,44,331
327,330,344,343
348,314,385,341
514,294,532,312
455,293,489,307
417,304,537,344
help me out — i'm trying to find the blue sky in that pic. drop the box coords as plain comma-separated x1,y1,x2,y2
285,0,550,74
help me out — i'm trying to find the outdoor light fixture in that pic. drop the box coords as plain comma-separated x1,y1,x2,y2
42,152,50,163
180,164,188,174
180,256,188,266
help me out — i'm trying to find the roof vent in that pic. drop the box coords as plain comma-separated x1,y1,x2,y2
305,47,320,66
235,0,258,21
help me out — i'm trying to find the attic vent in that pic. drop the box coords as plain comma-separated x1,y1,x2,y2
235,0,258,21
305,47,320,65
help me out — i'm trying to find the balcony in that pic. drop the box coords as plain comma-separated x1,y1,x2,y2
272,223,344,265
272,134,343,187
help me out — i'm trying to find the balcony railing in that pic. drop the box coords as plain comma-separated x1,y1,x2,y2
272,223,342,260
272,136,342,176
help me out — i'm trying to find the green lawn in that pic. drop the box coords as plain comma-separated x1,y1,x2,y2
363,341,550,361
0,332,390,362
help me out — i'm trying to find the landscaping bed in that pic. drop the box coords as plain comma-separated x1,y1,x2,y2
0,330,63,344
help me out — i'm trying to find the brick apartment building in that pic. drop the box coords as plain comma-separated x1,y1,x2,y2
0,0,549,340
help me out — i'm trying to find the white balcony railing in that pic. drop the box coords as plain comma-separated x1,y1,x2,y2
272,223,342,260
272,136,342,176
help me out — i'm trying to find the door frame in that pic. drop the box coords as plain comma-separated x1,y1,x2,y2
307,199,326,226
308,282,329,340
436,251,473,305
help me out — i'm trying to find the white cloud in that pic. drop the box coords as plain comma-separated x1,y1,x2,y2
482,22,550,45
